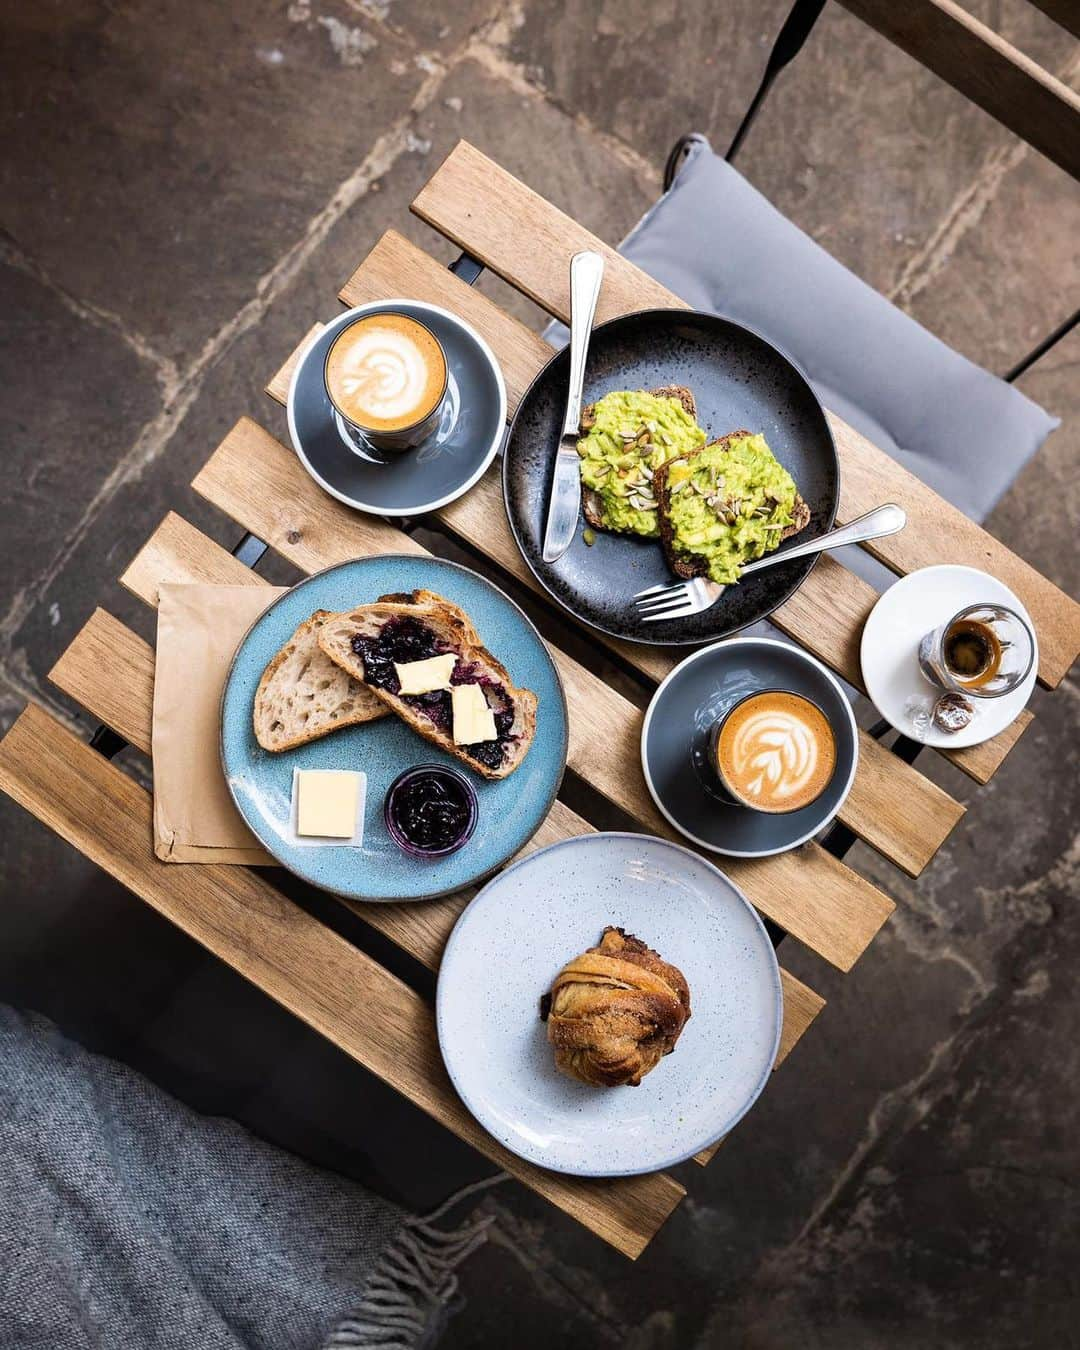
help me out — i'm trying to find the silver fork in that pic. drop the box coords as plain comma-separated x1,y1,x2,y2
634,503,907,622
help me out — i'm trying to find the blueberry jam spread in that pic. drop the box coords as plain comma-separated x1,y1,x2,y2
351,617,515,770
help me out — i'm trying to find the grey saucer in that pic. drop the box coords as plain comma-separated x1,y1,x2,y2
287,300,507,516
640,638,859,857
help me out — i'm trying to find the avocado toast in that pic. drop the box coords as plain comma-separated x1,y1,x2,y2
653,431,810,583
579,387,706,539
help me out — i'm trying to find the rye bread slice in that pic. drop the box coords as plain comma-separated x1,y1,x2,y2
580,386,697,533
653,431,811,580
317,592,537,780
253,610,388,753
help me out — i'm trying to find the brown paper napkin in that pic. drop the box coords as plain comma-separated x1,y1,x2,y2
152,583,287,864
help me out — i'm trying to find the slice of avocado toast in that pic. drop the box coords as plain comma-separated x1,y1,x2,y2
578,386,706,539
654,431,810,583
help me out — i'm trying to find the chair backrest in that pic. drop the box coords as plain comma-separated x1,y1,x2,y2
707,0,1079,379
835,0,1080,181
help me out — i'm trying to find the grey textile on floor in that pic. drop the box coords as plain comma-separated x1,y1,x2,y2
0,1005,491,1350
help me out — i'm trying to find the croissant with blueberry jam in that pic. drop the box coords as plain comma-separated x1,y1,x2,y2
317,590,537,780
540,927,691,1087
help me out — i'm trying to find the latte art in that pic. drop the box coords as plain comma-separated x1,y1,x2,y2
714,691,836,814
326,314,446,433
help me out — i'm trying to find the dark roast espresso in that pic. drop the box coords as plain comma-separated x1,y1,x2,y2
943,618,1002,687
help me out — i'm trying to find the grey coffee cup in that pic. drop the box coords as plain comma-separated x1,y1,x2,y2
709,689,835,815
324,314,448,454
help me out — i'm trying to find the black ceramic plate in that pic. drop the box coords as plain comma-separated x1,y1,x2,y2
503,309,838,645
640,638,858,857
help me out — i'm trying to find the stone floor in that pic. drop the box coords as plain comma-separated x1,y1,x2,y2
2,1,1079,1346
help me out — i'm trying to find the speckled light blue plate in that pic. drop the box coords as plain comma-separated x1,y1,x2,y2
436,833,783,1177
287,300,507,516
221,556,567,902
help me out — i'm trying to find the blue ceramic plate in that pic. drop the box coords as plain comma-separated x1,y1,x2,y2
288,300,507,516
641,637,858,858
221,556,567,901
437,833,783,1176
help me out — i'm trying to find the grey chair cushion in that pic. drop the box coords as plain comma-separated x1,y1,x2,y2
617,135,1058,525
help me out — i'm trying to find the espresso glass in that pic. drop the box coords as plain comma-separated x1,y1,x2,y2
917,603,1034,698
324,314,448,455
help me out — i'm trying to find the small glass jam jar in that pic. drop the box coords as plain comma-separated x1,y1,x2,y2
383,764,478,858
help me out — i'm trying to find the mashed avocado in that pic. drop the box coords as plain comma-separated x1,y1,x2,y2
578,391,706,538
664,434,797,584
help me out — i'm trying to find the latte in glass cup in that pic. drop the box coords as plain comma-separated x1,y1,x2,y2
325,312,448,451
711,690,836,814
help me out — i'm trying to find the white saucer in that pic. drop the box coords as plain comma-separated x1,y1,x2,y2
860,565,1037,748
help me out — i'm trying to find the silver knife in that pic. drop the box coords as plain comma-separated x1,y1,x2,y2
542,250,605,563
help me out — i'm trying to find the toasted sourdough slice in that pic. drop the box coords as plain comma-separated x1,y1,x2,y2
581,385,700,535
253,610,389,752
317,590,537,780
653,430,811,582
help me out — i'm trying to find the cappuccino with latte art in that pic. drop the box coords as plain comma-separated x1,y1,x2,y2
712,691,836,814
325,313,447,450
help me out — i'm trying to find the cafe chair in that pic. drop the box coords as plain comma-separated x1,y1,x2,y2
549,0,1075,590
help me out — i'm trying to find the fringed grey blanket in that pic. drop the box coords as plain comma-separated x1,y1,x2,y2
0,1005,492,1349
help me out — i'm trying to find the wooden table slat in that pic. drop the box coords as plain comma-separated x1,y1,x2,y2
312,230,1031,786
0,703,685,1258
410,143,1080,688
194,418,895,971
121,511,263,604
49,608,155,753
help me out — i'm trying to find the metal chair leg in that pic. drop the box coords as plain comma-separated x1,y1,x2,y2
726,0,828,162
1004,307,1079,384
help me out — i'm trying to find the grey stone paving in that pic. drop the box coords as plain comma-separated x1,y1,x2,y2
1,2,1078,1346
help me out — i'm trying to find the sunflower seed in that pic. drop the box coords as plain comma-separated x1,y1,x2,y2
641,465,654,480
671,481,688,495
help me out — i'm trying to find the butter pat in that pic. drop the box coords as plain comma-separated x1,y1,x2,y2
394,653,456,696
451,683,497,745
296,769,360,838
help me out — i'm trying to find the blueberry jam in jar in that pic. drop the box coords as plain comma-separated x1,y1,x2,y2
384,765,478,858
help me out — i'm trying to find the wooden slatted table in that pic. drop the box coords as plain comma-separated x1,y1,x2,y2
4,141,1078,1259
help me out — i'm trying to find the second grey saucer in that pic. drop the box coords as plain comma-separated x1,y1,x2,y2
641,637,859,857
